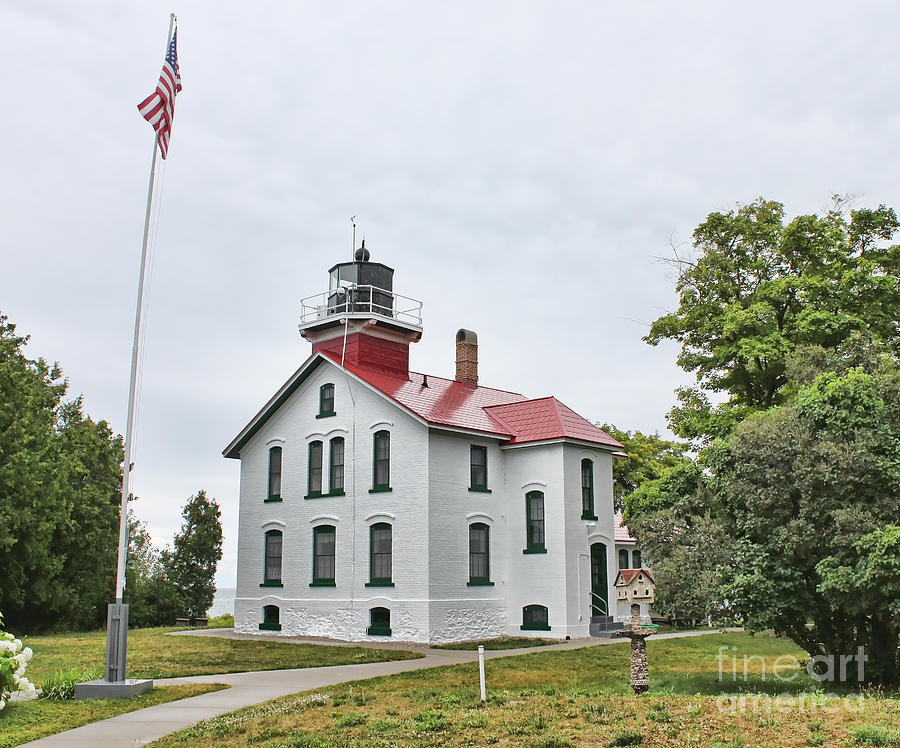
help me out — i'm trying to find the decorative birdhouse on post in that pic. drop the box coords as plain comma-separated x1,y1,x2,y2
614,569,657,694
614,568,655,623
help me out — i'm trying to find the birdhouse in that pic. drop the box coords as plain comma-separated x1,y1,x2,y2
614,568,655,605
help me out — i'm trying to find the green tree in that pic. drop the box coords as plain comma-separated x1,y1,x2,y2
713,365,900,684
170,490,223,619
645,197,900,444
0,314,122,631
599,424,691,511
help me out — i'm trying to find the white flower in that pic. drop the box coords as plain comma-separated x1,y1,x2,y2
12,639,21,651
22,647,32,661
0,698,6,711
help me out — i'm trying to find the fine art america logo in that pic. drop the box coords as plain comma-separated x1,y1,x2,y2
715,646,869,714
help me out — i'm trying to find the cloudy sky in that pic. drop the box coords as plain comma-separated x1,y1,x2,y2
4,1,899,587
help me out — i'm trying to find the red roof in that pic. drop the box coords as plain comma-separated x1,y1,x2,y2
615,568,654,586
226,351,626,458
615,512,637,543
322,352,623,448
485,397,622,448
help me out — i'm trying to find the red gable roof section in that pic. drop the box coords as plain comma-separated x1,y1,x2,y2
485,397,624,448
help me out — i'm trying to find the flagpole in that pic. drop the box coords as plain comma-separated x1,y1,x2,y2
100,13,175,693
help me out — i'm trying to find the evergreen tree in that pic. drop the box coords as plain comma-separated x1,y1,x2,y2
170,490,223,619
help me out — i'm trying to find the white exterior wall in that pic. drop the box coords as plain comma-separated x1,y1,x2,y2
233,360,432,641
426,431,507,643
231,359,623,642
500,442,568,638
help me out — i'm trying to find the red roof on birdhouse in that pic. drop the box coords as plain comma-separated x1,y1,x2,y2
615,568,654,586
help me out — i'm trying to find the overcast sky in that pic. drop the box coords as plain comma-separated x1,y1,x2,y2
4,1,900,587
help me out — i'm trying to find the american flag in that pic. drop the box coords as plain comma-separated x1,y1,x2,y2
137,29,182,159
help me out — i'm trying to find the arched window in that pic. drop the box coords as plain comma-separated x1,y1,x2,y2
372,431,391,491
524,491,545,553
521,604,550,631
267,446,282,501
468,523,492,585
367,523,393,586
329,437,345,495
307,440,323,497
618,548,630,570
632,550,642,570
262,530,283,586
311,525,336,586
318,383,335,417
581,459,596,520
367,606,391,636
260,604,280,631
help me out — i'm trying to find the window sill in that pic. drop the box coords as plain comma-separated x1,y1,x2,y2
365,581,395,587
315,411,336,419
305,490,343,499
264,496,282,503
520,624,551,631
369,486,392,494
366,627,392,636
327,489,345,497
309,580,336,587
467,580,495,586
259,581,284,588
523,547,547,554
581,513,598,521
259,622,282,631
468,486,492,493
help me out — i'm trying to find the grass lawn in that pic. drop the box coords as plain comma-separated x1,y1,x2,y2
21,627,422,682
0,683,227,748
149,633,900,747
432,636,557,650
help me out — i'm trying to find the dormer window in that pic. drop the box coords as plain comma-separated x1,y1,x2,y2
318,383,335,418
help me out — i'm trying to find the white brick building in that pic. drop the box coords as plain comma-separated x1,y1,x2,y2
224,246,631,643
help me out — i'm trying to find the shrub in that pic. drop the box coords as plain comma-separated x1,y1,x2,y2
608,730,643,747
0,612,35,709
39,668,100,701
849,724,900,746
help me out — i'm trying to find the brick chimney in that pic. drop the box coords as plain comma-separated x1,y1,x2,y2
455,329,478,385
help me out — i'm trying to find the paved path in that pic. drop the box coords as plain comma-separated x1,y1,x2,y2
21,628,733,747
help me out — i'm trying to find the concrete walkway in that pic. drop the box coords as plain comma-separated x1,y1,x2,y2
20,628,732,747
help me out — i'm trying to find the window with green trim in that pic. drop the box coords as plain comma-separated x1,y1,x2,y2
368,523,392,585
521,604,550,631
318,383,335,417
524,491,545,553
581,458,596,519
469,445,488,491
468,523,492,585
262,530,282,586
312,525,336,585
367,606,391,636
307,441,323,497
267,446,282,501
618,548,630,570
372,431,390,490
329,437,345,494
260,604,281,631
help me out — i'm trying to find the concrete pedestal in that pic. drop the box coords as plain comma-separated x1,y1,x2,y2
75,678,153,699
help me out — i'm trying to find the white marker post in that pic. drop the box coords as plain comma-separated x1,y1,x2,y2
478,645,486,702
